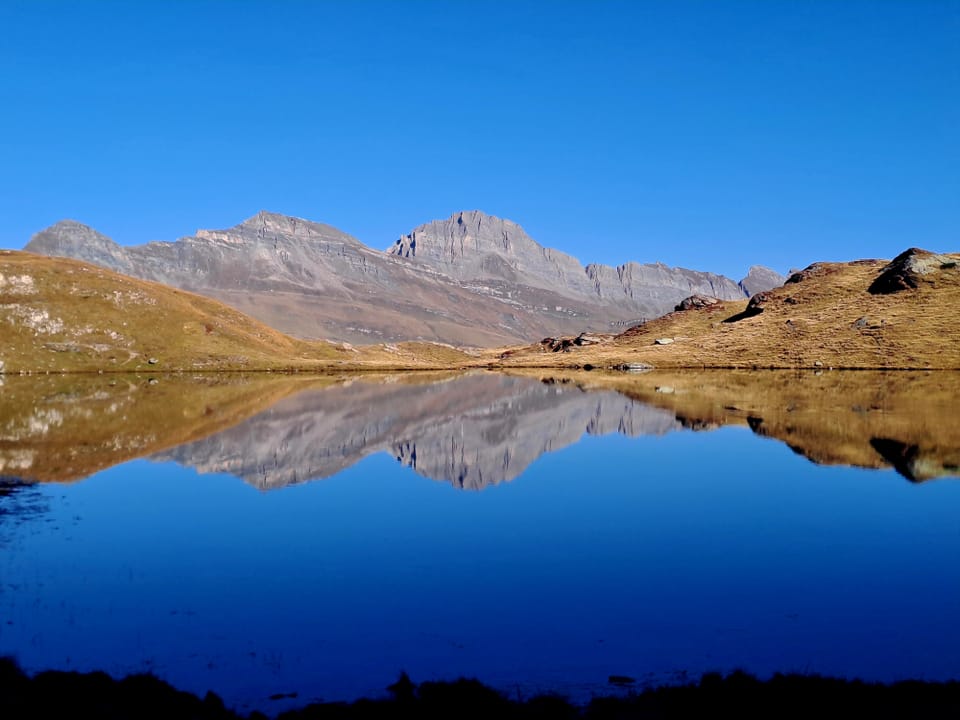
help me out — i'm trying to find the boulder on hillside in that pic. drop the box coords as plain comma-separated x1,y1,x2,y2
721,290,771,323
540,332,610,352
675,294,720,311
868,248,958,295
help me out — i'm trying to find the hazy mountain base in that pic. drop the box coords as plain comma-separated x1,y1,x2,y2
2,658,959,720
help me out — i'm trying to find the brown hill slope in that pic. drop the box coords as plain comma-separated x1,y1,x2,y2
497,249,960,369
0,251,473,373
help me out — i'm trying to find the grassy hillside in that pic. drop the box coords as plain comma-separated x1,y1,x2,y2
0,251,474,372
3,248,958,372
497,249,960,369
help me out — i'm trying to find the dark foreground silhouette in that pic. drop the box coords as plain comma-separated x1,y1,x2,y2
2,658,959,719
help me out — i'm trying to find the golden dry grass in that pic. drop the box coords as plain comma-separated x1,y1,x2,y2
497,254,960,370
3,249,959,373
0,251,476,373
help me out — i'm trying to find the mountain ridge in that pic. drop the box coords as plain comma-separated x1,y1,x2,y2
24,210,785,346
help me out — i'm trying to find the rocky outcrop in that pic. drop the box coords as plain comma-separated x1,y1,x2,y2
675,294,720,311
868,248,959,295
26,210,785,346
539,331,611,353
721,291,772,323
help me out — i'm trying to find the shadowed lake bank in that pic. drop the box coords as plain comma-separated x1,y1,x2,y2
3,658,960,720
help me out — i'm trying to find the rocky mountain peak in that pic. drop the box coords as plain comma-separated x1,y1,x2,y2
388,210,539,260
738,265,786,297
387,210,593,297
195,210,362,247
28,219,116,248
25,220,134,274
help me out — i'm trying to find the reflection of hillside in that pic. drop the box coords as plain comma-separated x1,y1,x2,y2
5,370,956,488
0,374,343,482
516,370,960,481
154,373,681,490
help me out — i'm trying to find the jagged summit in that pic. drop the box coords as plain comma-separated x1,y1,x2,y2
390,210,535,256
388,210,593,296
739,265,786,297
387,209,778,309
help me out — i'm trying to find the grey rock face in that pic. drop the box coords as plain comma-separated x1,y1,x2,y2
153,373,683,491
26,220,137,276
867,247,959,295
739,265,786,297
390,210,594,296
390,211,782,322
25,209,786,346
675,294,721,311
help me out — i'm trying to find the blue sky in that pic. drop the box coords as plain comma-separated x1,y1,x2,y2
1,0,956,278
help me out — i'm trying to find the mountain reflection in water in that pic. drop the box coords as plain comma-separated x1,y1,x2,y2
154,374,681,490
2,370,959,711
0,370,958,487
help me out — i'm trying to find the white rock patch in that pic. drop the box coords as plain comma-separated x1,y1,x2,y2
0,273,37,294
4,305,65,334
0,448,35,471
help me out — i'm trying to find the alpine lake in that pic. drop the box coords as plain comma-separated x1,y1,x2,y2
1,369,958,713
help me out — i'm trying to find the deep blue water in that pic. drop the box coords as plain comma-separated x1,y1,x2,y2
1,376,959,712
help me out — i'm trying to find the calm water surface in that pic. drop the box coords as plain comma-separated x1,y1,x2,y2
0,371,958,711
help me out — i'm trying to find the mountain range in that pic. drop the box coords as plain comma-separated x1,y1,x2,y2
24,210,784,346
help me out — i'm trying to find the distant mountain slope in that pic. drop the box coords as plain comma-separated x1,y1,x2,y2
499,248,960,369
26,210,784,346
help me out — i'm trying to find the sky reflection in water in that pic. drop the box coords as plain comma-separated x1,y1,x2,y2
1,373,958,712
